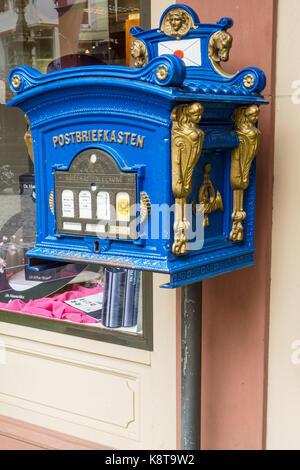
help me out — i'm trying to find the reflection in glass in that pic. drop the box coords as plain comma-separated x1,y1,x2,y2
102,267,140,328
0,1,146,341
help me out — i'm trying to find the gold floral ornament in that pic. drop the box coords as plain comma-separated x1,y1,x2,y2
24,114,34,164
197,163,223,227
156,65,169,81
158,7,198,40
171,102,205,255
12,75,21,89
130,40,148,68
243,74,255,88
230,105,261,242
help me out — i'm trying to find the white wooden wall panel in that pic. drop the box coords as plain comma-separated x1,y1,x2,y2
0,274,177,449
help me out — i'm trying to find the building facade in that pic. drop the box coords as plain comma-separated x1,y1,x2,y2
0,0,298,450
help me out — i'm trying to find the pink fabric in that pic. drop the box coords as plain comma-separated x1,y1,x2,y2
0,285,103,324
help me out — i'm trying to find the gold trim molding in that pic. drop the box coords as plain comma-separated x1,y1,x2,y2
49,190,54,215
140,192,151,224
24,114,34,164
230,105,261,242
171,102,204,255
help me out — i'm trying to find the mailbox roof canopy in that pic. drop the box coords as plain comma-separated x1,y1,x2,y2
8,5,266,109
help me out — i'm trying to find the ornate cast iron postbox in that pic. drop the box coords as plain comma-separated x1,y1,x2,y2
7,5,267,288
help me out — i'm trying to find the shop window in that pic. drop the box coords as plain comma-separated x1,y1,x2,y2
0,0,152,350
0,0,10,13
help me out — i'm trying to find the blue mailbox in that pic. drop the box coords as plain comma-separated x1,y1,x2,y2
7,5,267,288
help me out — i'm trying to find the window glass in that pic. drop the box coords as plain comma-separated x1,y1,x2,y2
0,0,152,349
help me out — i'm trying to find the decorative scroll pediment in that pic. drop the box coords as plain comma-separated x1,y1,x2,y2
9,54,186,97
130,4,266,97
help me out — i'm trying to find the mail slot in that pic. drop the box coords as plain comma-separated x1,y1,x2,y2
7,5,267,288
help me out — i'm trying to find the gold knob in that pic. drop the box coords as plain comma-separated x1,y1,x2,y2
12,75,21,89
156,65,169,81
243,74,255,88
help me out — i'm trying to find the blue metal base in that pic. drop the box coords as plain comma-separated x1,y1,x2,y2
27,246,254,288
163,254,254,288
